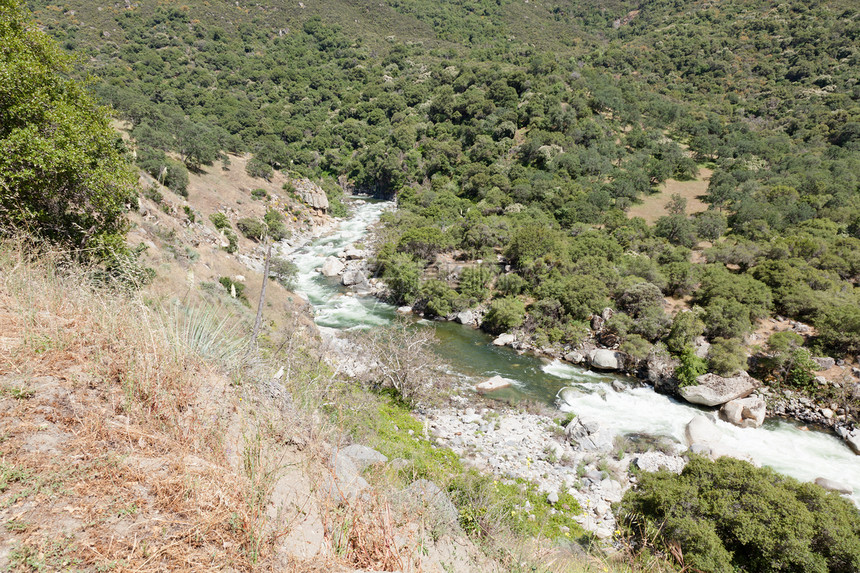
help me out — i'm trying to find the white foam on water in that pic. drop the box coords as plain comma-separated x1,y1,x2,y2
545,360,860,505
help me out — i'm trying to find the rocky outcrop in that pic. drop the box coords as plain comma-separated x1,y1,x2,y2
685,415,721,448
845,429,860,455
456,310,475,326
721,396,766,428
680,371,756,406
812,356,836,370
321,256,344,277
290,178,329,212
492,333,515,346
475,375,513,393
589,349,623,371
565,417,614,452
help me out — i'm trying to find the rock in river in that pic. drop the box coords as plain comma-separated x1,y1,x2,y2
321,256,345,277
680,371,756,406
588,349,623,370
476,375,513,393
721,396,766,428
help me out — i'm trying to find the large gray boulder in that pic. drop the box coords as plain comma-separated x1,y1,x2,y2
589,349,623,370
456,310,475,326
680,371,756,406
402,479,458,526
291,178,329,212
492,333,515,346
476,375,513,393
321,256,345,277
685,415,721,448
565,417,614,452
341,269,368,287
338,444,388,471
721,396,766,428
564,350,586,365
846,430,860,455
321,450,369,505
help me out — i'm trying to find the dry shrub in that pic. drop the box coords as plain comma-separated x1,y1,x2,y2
324,493,408,572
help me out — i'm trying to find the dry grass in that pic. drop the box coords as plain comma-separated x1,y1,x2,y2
0,238,288,571
627,168,712,224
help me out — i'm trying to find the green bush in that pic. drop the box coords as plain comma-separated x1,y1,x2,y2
707,337,748,376
619,456,860,573
458,265,494,302
246,157,273,180
0,0,137,255
264,209,290,241
250,188,269,200
496,273,526,296
269,256,298,289
675,345,707,387
236,217,266,241
218,276,248,305
482,297,525,335
209,212,231,231
383,252,423,305
419,279,462,318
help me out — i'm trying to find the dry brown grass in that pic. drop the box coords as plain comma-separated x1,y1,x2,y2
627,168,712,224
0,238,289,571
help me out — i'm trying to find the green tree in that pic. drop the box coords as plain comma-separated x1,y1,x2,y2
482,297,525,335
707,337,747,376
675,345,707,387
0,0,137,254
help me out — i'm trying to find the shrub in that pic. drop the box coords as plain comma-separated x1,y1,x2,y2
458,265,494,302
419,279,462,318
619,456,860,573
218,276,248,305
250,188,269,200
245,157,273,180
675,345,707,387
496,272,526,296
264,209,289,241
209,212,231,231
236,217,266,241
815,304,860,357
0,0,138,255
382,252,423,305
707,337,747,376
268,257,298,289
482,297,525,335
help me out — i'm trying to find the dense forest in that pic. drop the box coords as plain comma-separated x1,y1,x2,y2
29,0,858,374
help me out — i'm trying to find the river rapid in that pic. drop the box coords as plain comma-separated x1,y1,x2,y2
287,198,860,505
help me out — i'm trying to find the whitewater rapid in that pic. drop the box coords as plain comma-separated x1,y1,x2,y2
288,198,860,506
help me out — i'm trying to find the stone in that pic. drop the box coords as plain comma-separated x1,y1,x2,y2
589,349,623,370
456,310,475,326
685,415,721,448
291,178,329,212
814,477,853,494
322,451,369,505
679,371,756,406
339,444,388,471
547,491,559,504
343,247,365,260
557,387,582,408
846,431,860,455
492,333,515,346
720,396,766,428
321,256,345,277
341,270,367,287
611,380,626,393
476,375,514,393
693,336,711,359
565,417,614,452
564,350,586,364
396,306,413,314
403,479,459,526
633,452,686,474
812,356,836,370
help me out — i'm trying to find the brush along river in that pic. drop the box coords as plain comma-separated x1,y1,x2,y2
286,198,860,505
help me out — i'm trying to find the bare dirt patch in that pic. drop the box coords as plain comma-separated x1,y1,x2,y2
627,167,713,224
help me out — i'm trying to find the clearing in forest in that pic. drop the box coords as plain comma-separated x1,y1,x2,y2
627,167,713,224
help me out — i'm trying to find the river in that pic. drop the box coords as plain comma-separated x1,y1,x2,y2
287,198,860,505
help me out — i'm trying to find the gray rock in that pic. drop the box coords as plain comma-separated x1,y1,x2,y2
601,307,614,321
846,431,860,455
339,444,388,471
589,349,623,370
493,333,515,346
343,247,365,260
685,415,721,448
611,380,626,393
321,256,345,277
812,356,836,370
456,310,475,326
633,452,686,474
564,350,586,364
342,270,367,287
396,306,413,314
322,451,369,505
403,479,458,525
565,417,614,452
547,491,559,504
680,371,756,406
476,375,514,393
291,177,329,212
720,396,766,428
814,477,853,494
557,387,582,408
693,336,711,359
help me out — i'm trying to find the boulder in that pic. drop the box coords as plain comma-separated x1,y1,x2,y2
846,430,860,455
492,333,515,346
685,415,721,448
338,444,388,471
814,477,853,494
321,451,369,505
291,178,329,212
476,375,514,393
557,387,582,408
565,417,613,452
343,247,365,260
456,310,475,326
679,371,756,406
589,349,623,370
341,270,367,287
396,306,413,314
720,396,766,428
812,356,836,371
321,256,345,277
402,479,458,526
564,350,586,364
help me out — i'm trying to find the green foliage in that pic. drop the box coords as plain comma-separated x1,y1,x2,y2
619,456,860,573
382,252,423,305
815,305,860,357
250,188,269,201
482,297,525,335
457,265,494,302
263,208,289,241
675,346,707,387
209,212,231,231
495,273,526,296
666,309,705,355
236,217,266,241
0,0,137,255
707,337,747,377
268,256,298,290
245,158,273,180
218,276,248,305
419,279,462,318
